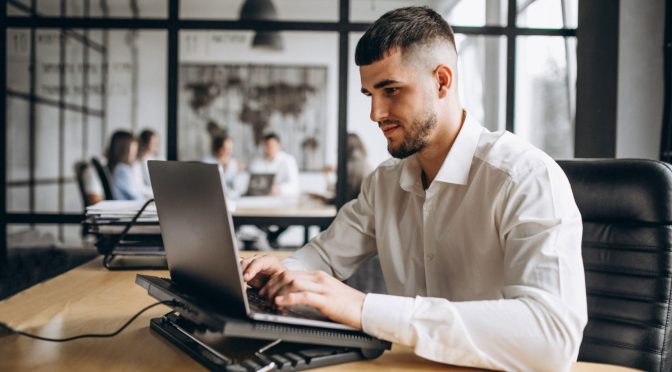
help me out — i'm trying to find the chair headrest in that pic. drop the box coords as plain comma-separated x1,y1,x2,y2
557,159,672,224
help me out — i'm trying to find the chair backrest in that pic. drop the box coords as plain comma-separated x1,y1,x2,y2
558,159,672,372
91,157,114,200
73,160,90,208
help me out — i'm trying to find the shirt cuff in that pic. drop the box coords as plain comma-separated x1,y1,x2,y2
361,293,416,345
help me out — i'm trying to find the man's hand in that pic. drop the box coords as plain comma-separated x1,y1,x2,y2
260,270,366,330
240,254,287,289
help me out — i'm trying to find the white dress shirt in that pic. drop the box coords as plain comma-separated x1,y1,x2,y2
82,163,103,196
283,113,588,371
249,151,300,196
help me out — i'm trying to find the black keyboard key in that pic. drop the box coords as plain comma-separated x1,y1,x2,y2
269,354,289,369
284,352,304,367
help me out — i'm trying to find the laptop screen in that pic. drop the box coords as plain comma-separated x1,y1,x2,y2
148,160,248,316
245,173,275,196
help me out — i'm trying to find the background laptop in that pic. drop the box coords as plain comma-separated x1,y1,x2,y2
245,173,275,196
147,160,353,330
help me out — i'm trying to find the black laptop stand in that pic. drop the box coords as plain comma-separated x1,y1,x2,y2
136,275,391,371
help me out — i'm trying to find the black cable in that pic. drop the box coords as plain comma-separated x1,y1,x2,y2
0,300,176,342
101,198,155,268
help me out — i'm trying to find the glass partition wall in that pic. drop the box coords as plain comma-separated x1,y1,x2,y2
2,0,578,254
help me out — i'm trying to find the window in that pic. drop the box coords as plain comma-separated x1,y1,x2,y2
3,0,578,247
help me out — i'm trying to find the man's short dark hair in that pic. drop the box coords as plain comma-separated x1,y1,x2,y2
355,6,456,66
264,132,281,143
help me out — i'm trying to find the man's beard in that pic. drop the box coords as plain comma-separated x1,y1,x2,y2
388,111,437,159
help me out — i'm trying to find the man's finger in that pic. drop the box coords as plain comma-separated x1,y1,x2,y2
268,274,325,299
261,270,308,298
241,255,271,282
242,255,286,287
261,270,330,300
276,291,326,310
239,255,256,272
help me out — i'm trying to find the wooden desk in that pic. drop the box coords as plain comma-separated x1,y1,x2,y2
0,254,636,371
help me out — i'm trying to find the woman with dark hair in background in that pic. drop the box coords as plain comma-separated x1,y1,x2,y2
135,128,159,198
202,131,241,191
107,130,143,200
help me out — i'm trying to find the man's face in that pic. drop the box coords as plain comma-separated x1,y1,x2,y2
360,49,437,159
264,138,280,159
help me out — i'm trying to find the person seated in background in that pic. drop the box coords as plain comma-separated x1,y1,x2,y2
314,133,373,204
202,131,240,191
81,162,105,205
248,132,300,248
344,133,374,200
134,128,159,198
248,132,300,196
106,130,143,200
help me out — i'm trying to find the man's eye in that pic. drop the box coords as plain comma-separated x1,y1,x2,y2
385,87,399,95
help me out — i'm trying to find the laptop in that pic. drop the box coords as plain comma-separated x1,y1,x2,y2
245,173,275,196
147,160,354,331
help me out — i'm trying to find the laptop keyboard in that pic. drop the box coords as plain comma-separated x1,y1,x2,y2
247,289,279,313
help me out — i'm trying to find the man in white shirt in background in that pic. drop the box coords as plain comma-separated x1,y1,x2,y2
248,132,300,197
241,6,587,371
247,132,300,247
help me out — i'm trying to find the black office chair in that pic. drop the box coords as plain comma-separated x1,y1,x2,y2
558,159,672,372
90,157,114,200
74,160,90,208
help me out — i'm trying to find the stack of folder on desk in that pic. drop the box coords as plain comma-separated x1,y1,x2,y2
86,200,161,235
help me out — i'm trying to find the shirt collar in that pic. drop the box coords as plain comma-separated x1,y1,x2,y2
400,156,423,193
400,111,483,192
434,111,482,185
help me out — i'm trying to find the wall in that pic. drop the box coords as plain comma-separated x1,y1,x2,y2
616,0,665,159
178,31,339,168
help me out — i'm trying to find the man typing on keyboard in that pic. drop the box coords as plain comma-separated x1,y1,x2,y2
241,6,587,371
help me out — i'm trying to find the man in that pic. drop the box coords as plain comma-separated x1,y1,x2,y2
242,7,587,371
248,133,300,247
248,132,300,196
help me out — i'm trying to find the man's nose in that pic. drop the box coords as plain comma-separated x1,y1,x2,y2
370,97,388,123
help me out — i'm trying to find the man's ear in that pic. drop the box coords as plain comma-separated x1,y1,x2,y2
434,64,453,98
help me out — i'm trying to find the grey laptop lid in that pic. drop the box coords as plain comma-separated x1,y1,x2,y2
148,160,248,316
148,160,353,330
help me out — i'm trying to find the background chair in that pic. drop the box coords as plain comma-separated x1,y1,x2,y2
74,160,90,207
91,157,114,201
558,159,672,372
